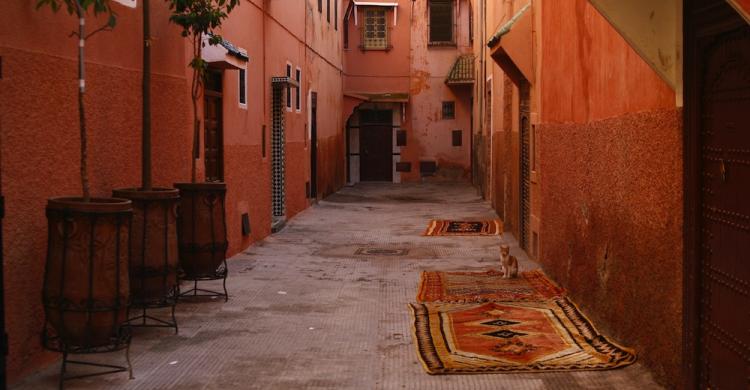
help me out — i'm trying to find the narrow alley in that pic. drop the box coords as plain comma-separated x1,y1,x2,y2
13,183,660,389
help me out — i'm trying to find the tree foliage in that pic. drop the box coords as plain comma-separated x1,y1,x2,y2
36,0,117,31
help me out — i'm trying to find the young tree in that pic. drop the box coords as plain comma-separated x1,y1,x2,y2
36,0,117,202
167,0,240,183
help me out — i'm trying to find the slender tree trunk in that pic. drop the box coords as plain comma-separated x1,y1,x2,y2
142,0,152,190
76,0,91,202
190,36,202,184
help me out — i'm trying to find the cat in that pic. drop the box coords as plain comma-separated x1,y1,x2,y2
499,244,518,279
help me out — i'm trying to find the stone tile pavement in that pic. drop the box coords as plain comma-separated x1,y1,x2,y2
13,183,662,389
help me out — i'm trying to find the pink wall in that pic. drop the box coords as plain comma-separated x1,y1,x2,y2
538,1,682,386
1,0,345,383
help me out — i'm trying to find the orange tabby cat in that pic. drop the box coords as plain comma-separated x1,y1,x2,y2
500,244,518,279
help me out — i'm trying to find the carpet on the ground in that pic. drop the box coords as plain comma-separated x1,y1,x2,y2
409,297,637,374
423,220,503,236
417,269,565,303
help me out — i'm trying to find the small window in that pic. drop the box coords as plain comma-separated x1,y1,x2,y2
318,0,322,13
452,130,462,146
396,130,407,146
362,8,387,50
429,0,454,45
442,101,455,119
238,68,246,107
335,0,338,30
327,0,331,23
286,63,292,110
295,67,302,112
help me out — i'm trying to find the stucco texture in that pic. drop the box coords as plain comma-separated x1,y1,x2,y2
538,0,683,387
0,48,190,383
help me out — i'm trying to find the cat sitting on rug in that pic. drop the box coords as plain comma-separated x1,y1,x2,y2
500,244,518,279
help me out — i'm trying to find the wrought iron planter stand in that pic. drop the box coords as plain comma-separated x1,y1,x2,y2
43,327,133,390
114,188,181,333
42,197,134,389
174,182,229,302
178,260,229,301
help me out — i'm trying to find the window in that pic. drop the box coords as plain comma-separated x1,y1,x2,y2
363,8,387,50
335,0,338,30
429,0,454,44
327,0,331,23
286,63,292,111
238,68,246,107
295,67,301,112
442,101,455,119
452,130,462,146
318,0,322,13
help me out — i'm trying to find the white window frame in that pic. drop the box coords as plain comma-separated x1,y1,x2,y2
286,62,293,112
295,67,302,113
238,66,247,109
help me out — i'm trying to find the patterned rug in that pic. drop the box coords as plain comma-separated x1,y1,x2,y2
423,220,503,236
417,269,565,303
409,297,637,374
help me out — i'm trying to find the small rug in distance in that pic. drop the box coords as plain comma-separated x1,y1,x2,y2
409,298,637,374
423,219,503,236
417,269,564,303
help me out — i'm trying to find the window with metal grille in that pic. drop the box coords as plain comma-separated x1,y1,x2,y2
442,101,455,119
429,0,454,44
238,68,246,106
295,67,301,112
363,8,387,50
286,63,292,110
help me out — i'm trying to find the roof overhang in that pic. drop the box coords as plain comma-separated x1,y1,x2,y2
272,77,300,88
351,1,399,26
202,34,248,70
344,91,409,103
487,3,533,86
445,54,475,86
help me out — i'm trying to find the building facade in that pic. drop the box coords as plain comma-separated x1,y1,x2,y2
0,0,344,382
343,0,473,183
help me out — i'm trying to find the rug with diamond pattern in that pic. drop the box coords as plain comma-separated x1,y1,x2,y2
409,298,636,374
423,220,503,236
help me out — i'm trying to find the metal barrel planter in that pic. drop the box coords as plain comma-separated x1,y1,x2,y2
42,197,134,387
113,188,180,332
174,182,229,300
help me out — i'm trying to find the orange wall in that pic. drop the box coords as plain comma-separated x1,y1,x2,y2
538,1,682,386
0,0,345,383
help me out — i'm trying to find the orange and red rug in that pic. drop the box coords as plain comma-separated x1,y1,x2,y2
423,220,503,236
417,269,565,303
409,298,636,374
411,269,636,374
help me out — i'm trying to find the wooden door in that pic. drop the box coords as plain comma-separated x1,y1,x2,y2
360,125,393,181
685,1,750,387
359,110,393,182
310,92,318,198
204,72,223,182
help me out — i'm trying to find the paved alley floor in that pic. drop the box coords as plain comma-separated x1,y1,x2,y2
14,183,662,390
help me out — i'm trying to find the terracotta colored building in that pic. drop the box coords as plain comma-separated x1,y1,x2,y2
473,0,749,388
0,0,344,383
343,0,473,183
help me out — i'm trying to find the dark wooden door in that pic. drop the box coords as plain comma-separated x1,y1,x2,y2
360,125,393,181
204,86,223,182
310,92,318,198
359,110,393,182
685,1,750,388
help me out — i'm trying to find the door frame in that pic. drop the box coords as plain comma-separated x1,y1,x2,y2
682,1,747,387
310,92,318,198
204,70,224,182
